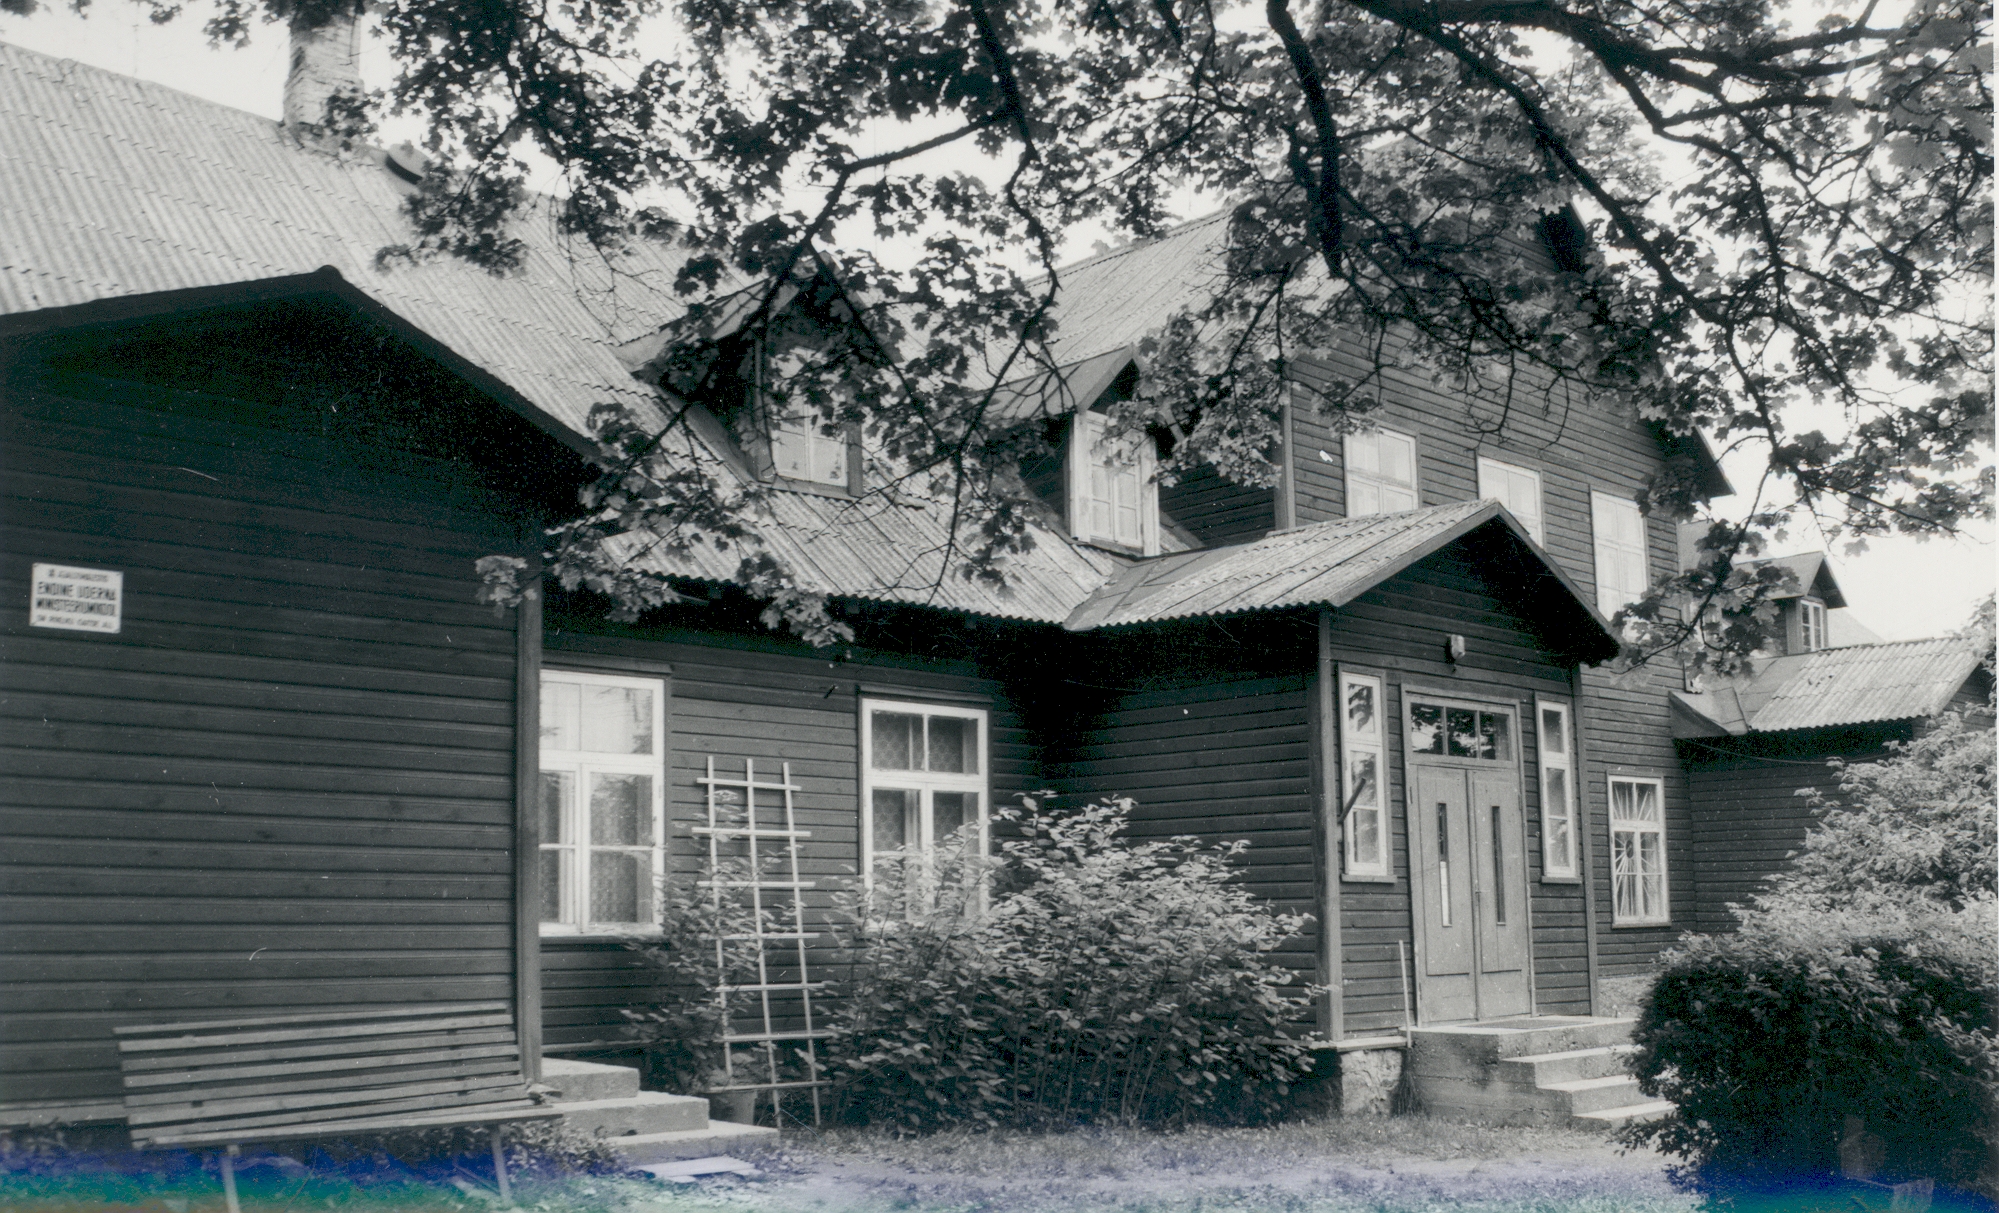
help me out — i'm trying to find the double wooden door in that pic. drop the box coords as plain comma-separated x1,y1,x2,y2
1408,749,1531,1023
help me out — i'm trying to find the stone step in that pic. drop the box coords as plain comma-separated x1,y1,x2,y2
1408,1017,1637,1072
1497,1044,1641,1087
540,1058,642,1103
555,1092,709,1138
1543,1073,1648,1115
608,1123,781,1165
1573,1099,1676,1131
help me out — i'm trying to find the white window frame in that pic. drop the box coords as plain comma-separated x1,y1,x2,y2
1477,456,1546,546
1590,491,1651,618
770,416,852,489
1608,775,1669,926
1535,697,1578,880
1798,598,1827,652
1336,668,1390,880
539,668,668,937
1068,411,1159,554
859,698,991,896
1344,427,1420,518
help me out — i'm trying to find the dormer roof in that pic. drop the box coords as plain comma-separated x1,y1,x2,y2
1735,552,1848,608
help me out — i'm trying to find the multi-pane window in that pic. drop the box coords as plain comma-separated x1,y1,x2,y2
1408,702,1513,761
539,670,667,934
1344,428,1419,517
1609,776,1668,925
1590,491,1650,617
770,418,850,488
1337,670,1388,878
1535,699,1577,879
860,699,988,896
1477,456,1545,545
1069,411,1154,552
1798,598,1827,652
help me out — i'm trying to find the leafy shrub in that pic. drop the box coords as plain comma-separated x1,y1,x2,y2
1621,891,1998,1200
819,796,1319,1133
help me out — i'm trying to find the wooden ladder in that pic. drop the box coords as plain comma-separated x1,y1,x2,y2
692,757,830,1127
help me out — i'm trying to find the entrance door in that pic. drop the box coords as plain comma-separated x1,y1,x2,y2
1407,699,1532,1023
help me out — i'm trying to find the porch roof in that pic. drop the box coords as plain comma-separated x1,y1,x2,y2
1671,636,1986,736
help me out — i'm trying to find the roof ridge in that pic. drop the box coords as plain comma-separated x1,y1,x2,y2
1036,210,1231,284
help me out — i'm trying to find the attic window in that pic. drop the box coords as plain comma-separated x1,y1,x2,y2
1798,598,1827,653
1068,411,1158,554
770,417,851,488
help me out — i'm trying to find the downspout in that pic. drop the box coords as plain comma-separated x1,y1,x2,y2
1568,660,1602,1017
1315,610,1344,1039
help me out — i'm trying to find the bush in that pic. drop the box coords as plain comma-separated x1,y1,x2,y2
1621,895,1998,1202
819,796,1320,1133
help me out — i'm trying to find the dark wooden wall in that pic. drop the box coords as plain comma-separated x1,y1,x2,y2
0,313,560,1113
536,606,1042,1053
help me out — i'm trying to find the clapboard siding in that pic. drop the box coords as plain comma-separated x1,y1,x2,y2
1159,464,1276,546
537,615,1040,1051
1682,731,1897,934
0,342,552,1110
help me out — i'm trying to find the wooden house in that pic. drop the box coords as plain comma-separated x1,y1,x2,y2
1672,556,1990,932
2,38,1733,1132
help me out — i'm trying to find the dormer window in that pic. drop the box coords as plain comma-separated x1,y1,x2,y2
1797,597,1827,653
770,416,852,489
1067,411,1158,554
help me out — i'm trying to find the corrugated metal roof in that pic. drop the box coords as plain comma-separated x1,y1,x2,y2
1036,214,1233,366
1061,499,1616,655
1746,637,1985,731
0,41,1123,624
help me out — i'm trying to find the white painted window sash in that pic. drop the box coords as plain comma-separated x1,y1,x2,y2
1068,411,1158,554
1477,455,1546,545
1337,669,1389,878
1535,697,1577,879
538,669,668,936
771,417,850,487
1344,428,1420,518
1609,775,1668,925
1590,491,1650,617
859,698,991,897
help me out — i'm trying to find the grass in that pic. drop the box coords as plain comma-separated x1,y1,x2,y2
1,1117,1696,1213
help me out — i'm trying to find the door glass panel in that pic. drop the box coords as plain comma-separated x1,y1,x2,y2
1410,703,1444,754
590,773,652,846
1446,708,1479,758
1436,801,1452,928
1490,804,1506,925
540,770,573,843
589,851,644,923
1478,712,1512,762
927,716,977,774
871,712,922,770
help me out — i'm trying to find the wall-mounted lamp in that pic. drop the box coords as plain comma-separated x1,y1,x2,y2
1446,634,1467,663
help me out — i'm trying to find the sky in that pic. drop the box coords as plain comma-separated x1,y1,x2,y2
2,5,1992,643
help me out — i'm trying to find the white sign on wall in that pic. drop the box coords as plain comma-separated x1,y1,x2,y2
30,563,124,634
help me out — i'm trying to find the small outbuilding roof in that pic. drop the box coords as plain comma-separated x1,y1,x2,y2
1672,636,1987,736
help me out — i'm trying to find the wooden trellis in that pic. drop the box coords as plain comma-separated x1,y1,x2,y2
691,757,829,1127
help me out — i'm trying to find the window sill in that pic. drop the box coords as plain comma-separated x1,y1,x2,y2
1538,874,1583,885
770,475,855,499
540,927,664,943
1609,918,1671,929
1340,872,1396,885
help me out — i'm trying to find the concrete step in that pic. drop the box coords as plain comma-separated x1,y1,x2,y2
1409,1017,1638,1071
1497,1044,1642,1087
608,1123,781,1165
1573,1099,1676,1131
540,1058,642,1103
1543,1073,1648,1115
555,1092,709,1138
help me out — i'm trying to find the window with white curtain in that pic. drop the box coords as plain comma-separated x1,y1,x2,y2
1477,456,1546,545
1344,428,1420,517
1590,491,1651,617
1068,411,1156,553
860,699,989,909
1609,776,1668,925
1337,669,1389,878
539,670,667,934
1536,698,1577,879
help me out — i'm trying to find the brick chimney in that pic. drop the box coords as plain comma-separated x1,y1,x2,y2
283,7,363,132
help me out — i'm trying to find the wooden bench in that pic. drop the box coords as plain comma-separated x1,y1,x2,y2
115,1001,561,1213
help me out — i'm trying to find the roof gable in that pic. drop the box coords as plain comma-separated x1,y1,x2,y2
1736,552,1848,608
